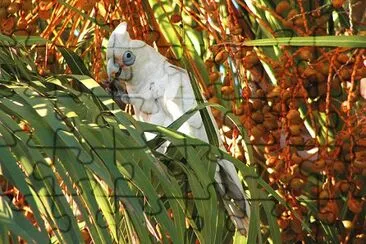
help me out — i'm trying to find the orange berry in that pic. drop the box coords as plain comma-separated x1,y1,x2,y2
7,2,20,14
243,52,259,69
275,1,290,15
170,14,182,24
209,72,220,83
17,17,27,30
347,198,362,214
221,85,234,95
1,15,16,32
290,177,305,191
21,0,33,11
38,10,51,20
332,0,345,9
286,109,302,124
214,49,229,64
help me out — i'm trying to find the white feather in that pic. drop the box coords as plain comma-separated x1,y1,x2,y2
106,22,250,235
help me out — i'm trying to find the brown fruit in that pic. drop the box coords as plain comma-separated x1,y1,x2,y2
1,14,15,32
300,159,313,172
290,177,305,191
319,210,336,224
21,0,33,11
347,198,362,214
233,105,244,115
209,72,220,83
278,218,290,229
263,119,278,130
353,159,366,169
275,204,287,216
221,85,234,95
281,228,296,242
317,212,328,224
251,124,265,139
214,49,229,64
290,218,303,234
294,17,304,28
6,2,19,15
316,83,326,96
211,108,221,119
290,136,304,146
262,104,271,113
354,151,366,168
316,15,329,26
208,97,221,104
38,10,51,20
356,66,366,80
81,227,91,241
316,62,329,76
223,74,232,86
230,26,242,35
267,86,281,98
331,77,341,91
303,67,317,80
291,153,303,164
255,88,265,98
354,234,366,244
251,111,264,123
17,17,27,30
337,53,351,64
205,59,214,68
286,109,302,124
275,1,290,16
287,9,298,19
234,50,243,60
298,48,313,61
243,52,259,69
26,23,37,34
280,173,293,184
252,99,263,110
338,67,351,80
332,0,345,9
319,190,329,206
239,114,248,125
289,124,302,136
272,102,281,113
338,181,350,193
315,72,325,83
283,19,292,27
333,160,345,174
170,14,182,24
313,159,326,170
77,0,95,11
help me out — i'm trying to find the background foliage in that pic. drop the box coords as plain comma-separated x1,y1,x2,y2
0,0,366,243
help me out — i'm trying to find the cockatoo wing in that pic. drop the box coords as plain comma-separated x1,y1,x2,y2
160,61,250,235
160,61,207,140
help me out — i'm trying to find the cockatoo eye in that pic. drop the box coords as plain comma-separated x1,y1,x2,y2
122,50,135,66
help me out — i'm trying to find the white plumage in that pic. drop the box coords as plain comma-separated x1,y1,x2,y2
106,22,250,235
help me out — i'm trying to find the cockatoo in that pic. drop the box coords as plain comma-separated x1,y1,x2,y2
106,22,250,235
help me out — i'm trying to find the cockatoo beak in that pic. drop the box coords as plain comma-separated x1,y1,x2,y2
107,58,120,81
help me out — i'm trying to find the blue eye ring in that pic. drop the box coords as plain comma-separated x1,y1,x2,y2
123,50,135,66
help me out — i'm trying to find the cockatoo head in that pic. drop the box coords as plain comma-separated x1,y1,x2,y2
106,22,163,86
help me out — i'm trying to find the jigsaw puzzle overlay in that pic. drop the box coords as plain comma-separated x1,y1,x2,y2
0,1,366,243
